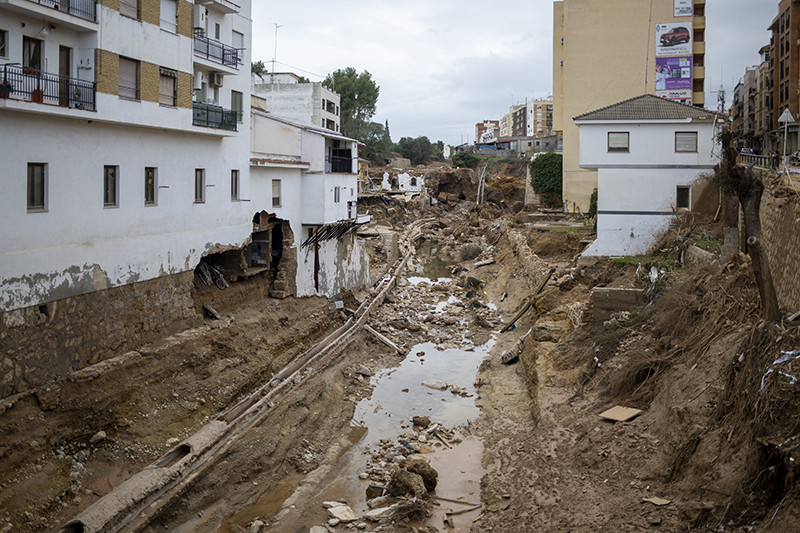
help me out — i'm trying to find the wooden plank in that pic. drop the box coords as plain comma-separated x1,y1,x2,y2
599,405,642,422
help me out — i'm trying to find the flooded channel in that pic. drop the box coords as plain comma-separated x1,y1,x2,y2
229,244,498,531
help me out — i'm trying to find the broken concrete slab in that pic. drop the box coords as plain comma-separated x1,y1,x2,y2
599,406,642,422
327,504,357,522
642,496,671,506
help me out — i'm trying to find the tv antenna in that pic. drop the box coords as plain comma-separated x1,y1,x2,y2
271,23,284,81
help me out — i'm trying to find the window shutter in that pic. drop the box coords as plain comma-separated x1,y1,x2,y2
160,0,177,32
675,132,697,152
120,0,138,18
608,132,629,151
119,58,138,99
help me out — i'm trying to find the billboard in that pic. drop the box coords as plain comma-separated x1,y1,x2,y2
655,22,693,104
674,0,693,18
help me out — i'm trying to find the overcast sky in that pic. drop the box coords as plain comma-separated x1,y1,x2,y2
251,1,777,146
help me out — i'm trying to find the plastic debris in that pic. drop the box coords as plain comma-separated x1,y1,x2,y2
759,350,800,392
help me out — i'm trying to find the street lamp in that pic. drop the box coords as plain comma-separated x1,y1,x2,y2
778,108,794,181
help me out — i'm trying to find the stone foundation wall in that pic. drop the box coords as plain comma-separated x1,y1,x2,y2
0,272,199,398
760,179,800,312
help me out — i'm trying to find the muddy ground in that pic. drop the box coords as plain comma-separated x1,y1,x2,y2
1,163,799,533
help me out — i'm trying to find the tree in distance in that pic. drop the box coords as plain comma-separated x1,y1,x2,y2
323,67,380,141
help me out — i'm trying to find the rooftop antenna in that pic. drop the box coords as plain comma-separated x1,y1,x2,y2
270,23,283,83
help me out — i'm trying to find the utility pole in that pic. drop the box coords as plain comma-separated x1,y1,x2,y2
270,23,283,83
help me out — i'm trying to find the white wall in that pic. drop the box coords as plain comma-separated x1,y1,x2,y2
0,114,251,311
296,234,370,298
578,120,718,169
582,168,705,256
398,172,424,192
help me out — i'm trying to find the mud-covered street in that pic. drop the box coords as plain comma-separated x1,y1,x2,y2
2,163,799,533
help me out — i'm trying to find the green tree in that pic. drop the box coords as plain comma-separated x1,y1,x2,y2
397,136,437,165
361,121,395,163
452,152,480,169
323,67,380,141
251,60,267,77
530,152,563,206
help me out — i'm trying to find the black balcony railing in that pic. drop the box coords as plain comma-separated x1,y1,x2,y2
0,63,96,111
193,29,242,68
24,0,97,22
192,101,237,131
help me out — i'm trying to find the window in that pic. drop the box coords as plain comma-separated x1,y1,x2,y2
145,167,157,205
194,169,205,203
334,186,341,203
676,186,690,210
120,0,139,19
607,132,629,152
215,23,220,40
159,67,177,106
104,166,119,207
118,57,139,100
231,169,239,200
675,132,697,152
160,0,177,32
272,179,281,207
0,30,8,58
27,163,47,211
231,90,243,121
22,36,42,72
232,30,244,51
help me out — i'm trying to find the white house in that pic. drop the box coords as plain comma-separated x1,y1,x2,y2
250,109,370,297
397,172,424,193
575,95,721,256
251,72,341,132
0,1,253,394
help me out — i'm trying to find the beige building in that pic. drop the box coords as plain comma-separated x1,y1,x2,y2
553,0,706,212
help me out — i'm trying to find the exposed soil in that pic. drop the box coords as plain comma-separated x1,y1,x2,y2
2,163,799,533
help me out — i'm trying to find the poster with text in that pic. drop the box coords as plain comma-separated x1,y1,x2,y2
656,22,693,58
674,0,693,18
655,56,692,92
657,90,692,105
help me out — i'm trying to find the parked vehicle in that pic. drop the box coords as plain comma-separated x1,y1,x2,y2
660,27,690,46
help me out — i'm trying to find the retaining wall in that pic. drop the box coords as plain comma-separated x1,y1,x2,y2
0,272,198,398
760,178,800,312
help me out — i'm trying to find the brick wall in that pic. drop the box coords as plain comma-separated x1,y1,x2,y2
95,49,119,95
761,179,800,312
99,0,120,10
0,272,200,398
178,0,194,38
177,71,193,108
141,0,160,26
140,62,159,103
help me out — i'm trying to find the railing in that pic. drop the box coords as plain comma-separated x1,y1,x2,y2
0,63,96,111
325,155,353,174
192,101,237,131
24,0,97,22
738,153,779,169
193,29,241,68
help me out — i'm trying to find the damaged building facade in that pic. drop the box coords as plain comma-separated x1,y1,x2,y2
0,0,253,396
250,109,370,298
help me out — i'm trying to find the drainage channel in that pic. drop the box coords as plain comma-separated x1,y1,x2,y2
243,247,499,531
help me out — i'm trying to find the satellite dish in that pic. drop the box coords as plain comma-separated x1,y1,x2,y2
778,108,795,123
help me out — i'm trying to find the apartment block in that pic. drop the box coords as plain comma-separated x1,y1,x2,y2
252,71,341,133
769,0,800,152
0,0,253,391
553,0,706,212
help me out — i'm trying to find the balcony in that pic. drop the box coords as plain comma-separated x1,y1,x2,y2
193,29,241,68
22,0,95,21
196,0,239,14
0,63,96,110
192,101,237,131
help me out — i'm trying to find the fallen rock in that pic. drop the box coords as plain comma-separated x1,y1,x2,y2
406,458,439,491
412,416,431,428
363,504,400,522
89,431,106,444
421,379,448,391
309,527,327,533
387,467,427,497
327,504,357,523
367,495,393,509
460,243,482,261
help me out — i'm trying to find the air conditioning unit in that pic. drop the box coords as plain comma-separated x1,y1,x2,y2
209,72,223,87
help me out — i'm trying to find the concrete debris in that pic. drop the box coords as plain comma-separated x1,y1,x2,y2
325,503,357,523
89,431,106,444
387,467,427,497
406,457,439,491
421,379,449,391
363,503,400,522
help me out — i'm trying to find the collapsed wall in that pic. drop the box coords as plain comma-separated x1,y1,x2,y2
760,175,800,311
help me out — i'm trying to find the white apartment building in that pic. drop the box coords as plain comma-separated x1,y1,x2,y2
251,71,341,132
0,0,253,313
249,109,369,297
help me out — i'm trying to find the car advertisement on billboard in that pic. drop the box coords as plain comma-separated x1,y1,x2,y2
655,22,693,103
674,0,693,18
656,22,693,57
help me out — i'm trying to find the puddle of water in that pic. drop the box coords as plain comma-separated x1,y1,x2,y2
353,339,494,448
424,437,484,530
416,242,455,279
434,295,462,314
407,276,452,286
